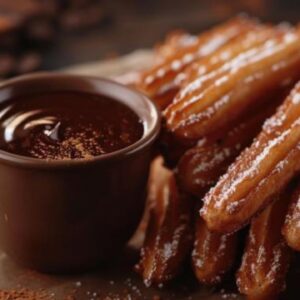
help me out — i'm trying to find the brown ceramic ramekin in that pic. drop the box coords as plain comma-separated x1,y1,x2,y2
0,72,160,273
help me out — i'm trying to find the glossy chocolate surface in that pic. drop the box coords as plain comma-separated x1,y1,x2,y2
0,92,143,160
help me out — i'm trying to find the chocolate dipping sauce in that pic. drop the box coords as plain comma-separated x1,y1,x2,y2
0,91,144,160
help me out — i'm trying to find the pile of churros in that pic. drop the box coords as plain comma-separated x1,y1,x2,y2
132,16,300,299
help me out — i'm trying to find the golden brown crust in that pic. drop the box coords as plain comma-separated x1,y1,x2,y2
154,30,197,63
192,216,238,285
282,181,300,251
133,19,300,295
164,29,300,143
160,86,287,168
236,191,292,299
176,99,280,197
135,158,194,286
201,82,300,233
138,16,258,109
181,25,278,86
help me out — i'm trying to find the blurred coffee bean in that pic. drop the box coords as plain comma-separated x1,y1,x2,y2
60,3,107,31
25,18,57,44
16,52,42,74
0,53,15,76
0,0,109,77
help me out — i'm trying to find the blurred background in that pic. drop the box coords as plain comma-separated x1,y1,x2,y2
0,0,298,78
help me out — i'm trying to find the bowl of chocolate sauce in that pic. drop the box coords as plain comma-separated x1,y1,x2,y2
0,73,160,273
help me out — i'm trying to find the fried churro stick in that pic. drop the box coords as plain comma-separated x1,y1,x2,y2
161,85,286,168
192,216,238,285
138,16,258,109
135,158,194,286
154,30,197,62
201,81,300,233
282,181,300,251
237,191,292,300
165,28,300,142
186,95,286,286
182,25,281,86
176,99,280,197
160,27,282,165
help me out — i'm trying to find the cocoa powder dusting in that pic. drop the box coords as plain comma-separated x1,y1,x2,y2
0,288,53,300
0,91,144,160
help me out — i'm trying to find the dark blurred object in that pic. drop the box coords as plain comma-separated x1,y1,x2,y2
58,0,107,31
0,0,298,76
40,0,108,32
0,0,53,77
0,0,108,78
45,0,300,71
